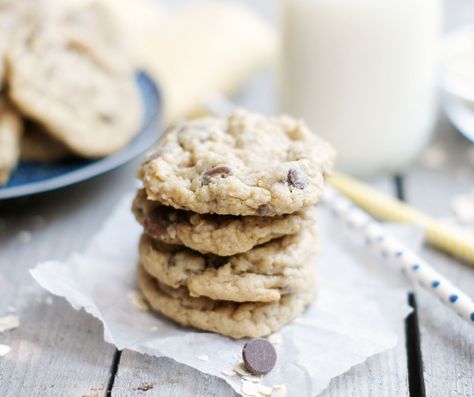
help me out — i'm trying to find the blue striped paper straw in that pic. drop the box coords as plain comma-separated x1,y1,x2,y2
322,187,474,325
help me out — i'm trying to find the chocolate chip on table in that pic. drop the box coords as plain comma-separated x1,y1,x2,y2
242,338,277,375
287,168,309,190
202,166,232,184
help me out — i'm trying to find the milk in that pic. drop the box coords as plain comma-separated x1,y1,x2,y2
280,0,442,176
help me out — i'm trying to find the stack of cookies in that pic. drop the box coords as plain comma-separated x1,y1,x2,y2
134,110,334,339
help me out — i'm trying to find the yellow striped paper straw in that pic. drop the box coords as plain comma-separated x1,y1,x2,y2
327,172,474,266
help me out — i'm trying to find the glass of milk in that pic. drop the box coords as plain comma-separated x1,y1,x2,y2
280,0,442,176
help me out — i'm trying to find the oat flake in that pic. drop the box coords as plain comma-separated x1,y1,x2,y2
221,367,236,377
271,384,288,397
0,315,20,332
241,380,259,396
0,344,11,357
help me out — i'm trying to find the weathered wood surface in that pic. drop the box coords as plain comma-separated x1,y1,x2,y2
320,313,409,397
404,119,474,397
1,1,472,396
0,163,140,397
113,353,238,397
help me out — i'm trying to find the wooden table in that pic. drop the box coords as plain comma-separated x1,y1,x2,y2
1,1,473,396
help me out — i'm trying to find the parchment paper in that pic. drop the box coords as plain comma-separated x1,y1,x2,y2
31,194,413,396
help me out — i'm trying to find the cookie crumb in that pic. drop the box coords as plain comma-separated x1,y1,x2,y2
18,230,32,243
127,290,149,311
197,354,209,362
221,367,236,376
0,315,20,332
136,383,154,391
271,384,287,397
268,333,283,345
0,344,11,357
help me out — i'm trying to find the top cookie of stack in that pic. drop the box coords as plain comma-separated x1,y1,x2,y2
138,109,334,216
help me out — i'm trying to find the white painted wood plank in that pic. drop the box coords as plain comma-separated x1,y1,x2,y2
0,162,140,396
404,119,474,397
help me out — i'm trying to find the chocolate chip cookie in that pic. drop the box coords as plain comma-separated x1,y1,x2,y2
139,109,334,216
133,188,317,256
138,264,316,339
7,2,142,158
139,223,318,303
20,121,70,162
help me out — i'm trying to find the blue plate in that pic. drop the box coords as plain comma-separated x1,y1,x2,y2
0,72,162,200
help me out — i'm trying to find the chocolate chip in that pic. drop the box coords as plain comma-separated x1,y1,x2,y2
144,208,170,238
202,166,232,185
257,204,273,216
287,168,309,190
242,338,277,375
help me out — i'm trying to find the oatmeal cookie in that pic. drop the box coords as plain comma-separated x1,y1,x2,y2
139,224,318,303
133,188,317,256
138,264,316,339
139,109,334,215
7,2,142,157
20,121,70,162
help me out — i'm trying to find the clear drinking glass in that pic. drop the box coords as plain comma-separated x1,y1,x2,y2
280,0,442,176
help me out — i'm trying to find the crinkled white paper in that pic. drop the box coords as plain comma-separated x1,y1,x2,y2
31,195,413,396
